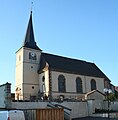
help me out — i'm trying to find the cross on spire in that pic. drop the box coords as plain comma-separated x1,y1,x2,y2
31,1,33,12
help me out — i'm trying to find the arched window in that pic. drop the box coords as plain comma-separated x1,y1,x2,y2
76,77,83,93
58,75,66,93
91,79,96,91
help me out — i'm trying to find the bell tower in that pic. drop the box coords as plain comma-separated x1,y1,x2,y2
15,11,41,100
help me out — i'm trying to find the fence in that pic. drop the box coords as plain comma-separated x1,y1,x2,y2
23,108,64,120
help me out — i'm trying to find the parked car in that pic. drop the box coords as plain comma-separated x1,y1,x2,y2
0,110,25,120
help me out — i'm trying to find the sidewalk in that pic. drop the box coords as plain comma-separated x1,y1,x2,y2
72,116,118,120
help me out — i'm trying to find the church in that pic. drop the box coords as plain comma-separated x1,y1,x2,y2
15,11,112,101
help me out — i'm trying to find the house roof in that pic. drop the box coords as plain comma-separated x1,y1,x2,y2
38,53,110,81
22,11,41,51
85,90,105,100
85,90,105,97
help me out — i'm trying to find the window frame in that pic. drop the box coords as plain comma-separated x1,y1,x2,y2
91,79,97,91
58,75,66,93
76,77,83,93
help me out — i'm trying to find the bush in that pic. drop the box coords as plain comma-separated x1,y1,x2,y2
95,108,116,113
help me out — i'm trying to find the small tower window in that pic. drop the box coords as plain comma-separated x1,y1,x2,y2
42,76,45,82
31,66,33,68
19,55,21,61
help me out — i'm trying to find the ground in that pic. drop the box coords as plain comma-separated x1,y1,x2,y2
72,117,118,120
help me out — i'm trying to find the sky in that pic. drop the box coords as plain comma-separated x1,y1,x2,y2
0,0,118,92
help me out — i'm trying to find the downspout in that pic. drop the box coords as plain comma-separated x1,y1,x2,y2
49,68,52,100
84,75,87,93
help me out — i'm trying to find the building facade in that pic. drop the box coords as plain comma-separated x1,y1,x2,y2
15,12,111,100
0,82,11,108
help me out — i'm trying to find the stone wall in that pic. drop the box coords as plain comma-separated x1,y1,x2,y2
11,100,118,118
11,101,93,118
0,82,11,108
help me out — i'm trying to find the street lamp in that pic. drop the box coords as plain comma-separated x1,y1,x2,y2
104,88,112,119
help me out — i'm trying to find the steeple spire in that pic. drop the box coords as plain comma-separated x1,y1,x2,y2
23,11,41,50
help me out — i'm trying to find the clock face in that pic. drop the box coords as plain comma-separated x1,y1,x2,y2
29,52,37,60
31,53,35,57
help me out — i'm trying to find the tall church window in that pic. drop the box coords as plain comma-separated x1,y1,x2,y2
76,77,83,93
58,75,66,93
91,79,96,91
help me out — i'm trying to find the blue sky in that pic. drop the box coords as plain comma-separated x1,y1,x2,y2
0,0,118,92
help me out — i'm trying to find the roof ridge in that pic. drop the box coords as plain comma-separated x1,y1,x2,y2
42,52,92,64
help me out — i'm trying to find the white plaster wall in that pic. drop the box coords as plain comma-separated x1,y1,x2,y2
23,84,39,98
15,47,41,100
38,70,49,96
23,47,41,64
87,92,105,100
23,62,39,84
15,48,24,99
21,61,39,100
84,76,104,93
51,71,105,98
45,70,49,95
39,72,45,93
51,71,86,93
16,48,23,65
22,47,41,86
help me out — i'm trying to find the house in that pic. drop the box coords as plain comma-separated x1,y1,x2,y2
115,86,118,92
15,11,111,100
0,82,11,108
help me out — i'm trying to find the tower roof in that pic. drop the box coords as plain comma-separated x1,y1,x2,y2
23,11,41,50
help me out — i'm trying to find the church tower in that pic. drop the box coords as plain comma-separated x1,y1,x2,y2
15,11,41,100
